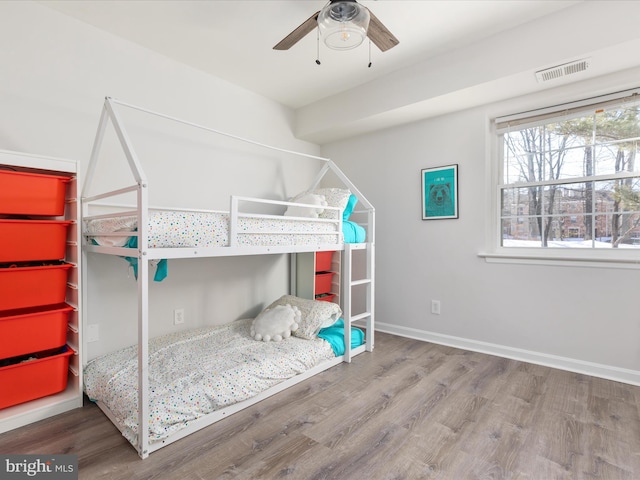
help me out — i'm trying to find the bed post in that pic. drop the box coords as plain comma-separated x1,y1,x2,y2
137,259,150,458
342,244,353,363
137,180,151,459
103,97,152,459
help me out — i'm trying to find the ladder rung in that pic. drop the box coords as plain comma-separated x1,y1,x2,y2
350,278,371,287
345,243,367,250
347,312,371,323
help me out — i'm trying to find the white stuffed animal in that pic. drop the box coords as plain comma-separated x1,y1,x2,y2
284,193,327,218
251,304,301,342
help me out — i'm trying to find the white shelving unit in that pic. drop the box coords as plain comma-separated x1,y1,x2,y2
294,250,340,303
0,149,83,433
294,241,374,363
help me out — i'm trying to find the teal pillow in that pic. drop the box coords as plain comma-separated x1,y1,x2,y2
343,194,358,221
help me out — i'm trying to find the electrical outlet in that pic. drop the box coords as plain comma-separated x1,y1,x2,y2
173,308,185,325
431,300,441,315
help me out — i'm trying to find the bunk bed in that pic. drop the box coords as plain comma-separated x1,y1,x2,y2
81,97,375,459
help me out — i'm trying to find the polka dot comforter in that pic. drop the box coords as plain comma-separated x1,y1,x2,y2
84,210,340,248
84,318,335,446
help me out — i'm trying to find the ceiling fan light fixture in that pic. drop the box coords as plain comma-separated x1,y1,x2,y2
318,0,370,50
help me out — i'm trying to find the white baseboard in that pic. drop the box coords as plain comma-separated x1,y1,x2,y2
376,322,640,387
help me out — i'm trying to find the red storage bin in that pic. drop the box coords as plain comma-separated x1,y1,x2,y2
315,293,336,303
316,251,335,272
0,262,72,311
0,169,69,216
0,346,73,409
0,220,71,262
314,272,335,295
0,304,72,360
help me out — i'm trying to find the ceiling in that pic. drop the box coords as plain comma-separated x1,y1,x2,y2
39,0,582,110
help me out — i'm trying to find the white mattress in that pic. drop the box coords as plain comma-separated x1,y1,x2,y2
84,210,340,248
83,318,335,445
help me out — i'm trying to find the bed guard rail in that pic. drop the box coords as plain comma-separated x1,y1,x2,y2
228,196,342,247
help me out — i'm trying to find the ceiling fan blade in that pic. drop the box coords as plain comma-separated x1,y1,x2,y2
273,11,320,50
367,9,399,52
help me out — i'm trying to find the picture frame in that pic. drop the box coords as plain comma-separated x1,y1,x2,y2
421,164,458,220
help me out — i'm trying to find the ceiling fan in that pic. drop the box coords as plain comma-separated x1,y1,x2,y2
273,0,399,52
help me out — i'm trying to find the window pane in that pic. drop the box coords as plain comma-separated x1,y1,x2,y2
501,187,532,216
593,141,640,176
503,124,596,183
596,178,640,213
544,183,587,216
593,213,640,248
503,128,545,183
547,141,590,181
621,178,640,212
549,115,597,180
501,217,542,246
595,106,640,142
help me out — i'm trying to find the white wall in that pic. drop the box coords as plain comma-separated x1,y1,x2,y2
0,1,323,358
322,70,640,385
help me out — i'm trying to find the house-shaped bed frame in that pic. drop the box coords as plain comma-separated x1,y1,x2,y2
81,97,375,458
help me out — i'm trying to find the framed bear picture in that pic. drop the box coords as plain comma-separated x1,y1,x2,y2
421,164,458,220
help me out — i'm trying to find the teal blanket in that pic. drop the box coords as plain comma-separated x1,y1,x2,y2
318,319,364,356
92,236,167,281
123,236,168,282
343,220,366,243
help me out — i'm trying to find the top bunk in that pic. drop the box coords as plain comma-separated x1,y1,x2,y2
81,97,374,261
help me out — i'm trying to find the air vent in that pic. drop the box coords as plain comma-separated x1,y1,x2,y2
535,58,591,83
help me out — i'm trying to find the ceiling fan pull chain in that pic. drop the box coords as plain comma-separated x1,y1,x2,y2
368,39,372,68
316,27,321,65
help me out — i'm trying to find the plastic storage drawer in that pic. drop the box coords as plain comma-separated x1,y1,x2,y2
0,169,69,216
314,272,335,295
0,346,73,409
315,293,336,303
0,220,71,262
316,251,335,272
0,263,72,311
0,304,73,360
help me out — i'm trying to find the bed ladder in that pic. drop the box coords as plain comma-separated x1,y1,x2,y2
341,242,375,362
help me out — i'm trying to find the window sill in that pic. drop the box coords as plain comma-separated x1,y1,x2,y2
478,251,640,269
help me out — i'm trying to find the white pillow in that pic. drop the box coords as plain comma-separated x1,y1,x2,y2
284,193,327,218
315,188,351,219
265,295,341,339
251,304,300,342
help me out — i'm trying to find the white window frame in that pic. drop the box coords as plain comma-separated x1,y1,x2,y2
481,88,640,269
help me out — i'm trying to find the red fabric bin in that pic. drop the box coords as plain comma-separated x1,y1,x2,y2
314,272,335,295
0,169,69,216
0,220,71,262
0,263,72,311
316,251,335,272
315,293,336,303
0,346,73,409
0,304,72,360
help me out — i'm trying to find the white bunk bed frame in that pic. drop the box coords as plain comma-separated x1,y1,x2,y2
81,97,375,458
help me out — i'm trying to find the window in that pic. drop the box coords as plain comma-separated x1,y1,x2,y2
496,90,640,254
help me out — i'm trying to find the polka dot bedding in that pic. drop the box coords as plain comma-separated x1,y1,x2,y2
84,210,341,248
83,318,335,446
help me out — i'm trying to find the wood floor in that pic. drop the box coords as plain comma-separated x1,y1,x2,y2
2,332,639,480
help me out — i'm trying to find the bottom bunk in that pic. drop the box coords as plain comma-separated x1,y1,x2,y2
83,297,366,457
